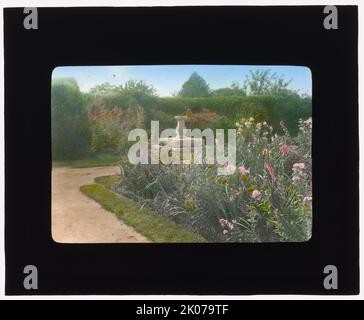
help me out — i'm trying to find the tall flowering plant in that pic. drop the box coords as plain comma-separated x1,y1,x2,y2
221,116,313,242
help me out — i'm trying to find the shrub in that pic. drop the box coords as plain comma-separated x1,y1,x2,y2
89,106,124,152
84,84,311,153
184,108,225,130
86,80,158,112
51,79,92,160
86,89,311,137
88,105,145,154
152,96,311,135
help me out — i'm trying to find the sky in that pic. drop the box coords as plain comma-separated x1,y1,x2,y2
52,65,312,97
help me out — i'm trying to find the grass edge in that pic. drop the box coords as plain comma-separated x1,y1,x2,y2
80,182,207,243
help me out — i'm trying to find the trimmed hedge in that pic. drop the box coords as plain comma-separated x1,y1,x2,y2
149,96,312,134
86,93,311,142
52,79,92,160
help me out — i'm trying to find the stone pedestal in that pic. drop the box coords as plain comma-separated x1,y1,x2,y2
158,115,203,164
175,115,187,137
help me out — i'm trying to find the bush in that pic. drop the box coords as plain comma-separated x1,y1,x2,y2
85,87,311,136
51,79,92,160
85,80,159,112
184,108,225,130
89,106,124,153
87,104,146,154
149,96,311,134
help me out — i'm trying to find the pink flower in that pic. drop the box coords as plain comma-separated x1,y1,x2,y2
223,229,229,235
224,164,236,175
303,196,312,203
219,218,228,226
279,144,289,154
219,218,234,230
293,163,305,170
238,166,250,175
292,175,301,182
252,190,262,199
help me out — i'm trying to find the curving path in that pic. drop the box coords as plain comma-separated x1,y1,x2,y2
52,166,150,243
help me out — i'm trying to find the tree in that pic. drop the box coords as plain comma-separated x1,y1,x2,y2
121,79,156,96
52,78,92,160
212,81,246,96
118,80,157,109
88,80,157,110
89,82,118,95
244,70,296,97
178,72,210,97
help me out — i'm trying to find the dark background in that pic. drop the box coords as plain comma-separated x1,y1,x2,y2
4,6,359,295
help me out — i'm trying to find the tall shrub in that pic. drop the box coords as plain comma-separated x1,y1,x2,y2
51,78,92,160
153,96,311,135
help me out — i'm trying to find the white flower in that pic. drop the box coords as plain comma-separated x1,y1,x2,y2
303,196,312,203
221,164,236,175
304,117,312,124
252,190,262,199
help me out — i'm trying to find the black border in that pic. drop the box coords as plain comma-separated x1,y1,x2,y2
4,6,359,295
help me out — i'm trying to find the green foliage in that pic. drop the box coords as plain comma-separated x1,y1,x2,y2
233,117,312,242
150,95,311,134
118,118,312,242
212,81,246,96
80,182,207,243
88,82,118,95
178,72,210,97
86,80,157,111
51,78,92,160
86,93,311,136
94,175,121,189
88,106,124,153
244,69,299,97
52,75,311,159
87,104,145,154
52,152,120,168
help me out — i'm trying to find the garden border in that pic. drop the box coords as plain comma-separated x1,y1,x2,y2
80,176,207,243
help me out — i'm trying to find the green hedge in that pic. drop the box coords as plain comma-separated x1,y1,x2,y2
147,96,312,134
86,93,311,136
52,79,92,160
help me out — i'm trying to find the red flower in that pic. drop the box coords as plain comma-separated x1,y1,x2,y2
279,144,289,154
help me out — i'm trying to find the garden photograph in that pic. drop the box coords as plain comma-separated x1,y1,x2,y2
51,65,312,243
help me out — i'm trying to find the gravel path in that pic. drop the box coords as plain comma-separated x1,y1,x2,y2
52,166,150,243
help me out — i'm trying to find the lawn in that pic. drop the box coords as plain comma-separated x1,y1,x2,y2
53,152,120,168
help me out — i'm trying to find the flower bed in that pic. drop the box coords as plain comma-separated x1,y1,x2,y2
116,117,312,242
